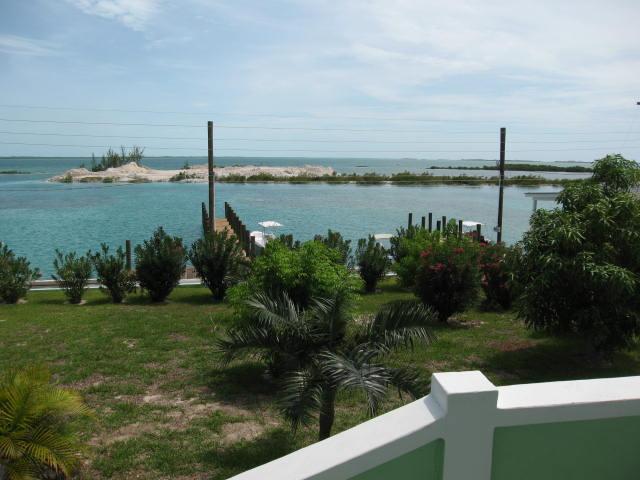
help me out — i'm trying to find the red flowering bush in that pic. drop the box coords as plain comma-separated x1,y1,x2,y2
478,243,518,310
414,238,480,322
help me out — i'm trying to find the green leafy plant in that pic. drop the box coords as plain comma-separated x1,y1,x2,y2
516,155,640,351
479,242,519,310
230,240,359,308
314,230,352,265
135,227,186,302
189,230,248,301
391,227,443,287
52,250,92,304
90,146,145,172
414,237,480,322
0,243,41,304
355,235,390,293
218,293,436,440
91,244,136,303
0,366,91,480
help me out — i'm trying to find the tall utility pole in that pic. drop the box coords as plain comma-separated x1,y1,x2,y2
496,127,506,243
207,121,215,233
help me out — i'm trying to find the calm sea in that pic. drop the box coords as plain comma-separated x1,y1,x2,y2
0,156,589,275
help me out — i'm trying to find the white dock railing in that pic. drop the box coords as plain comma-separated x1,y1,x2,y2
229,371,640,480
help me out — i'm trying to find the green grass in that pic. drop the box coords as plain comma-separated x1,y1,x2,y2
1,280,639,479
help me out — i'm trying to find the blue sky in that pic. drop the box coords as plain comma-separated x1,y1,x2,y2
0,0,639,161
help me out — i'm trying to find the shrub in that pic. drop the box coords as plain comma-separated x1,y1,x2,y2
414,237,480,322
356,235,390,293
479,243,519,310
516,155,640,351
391,227,443,287
277,234,300,249
52,250,92,304
0,243,41,303
314,229,352,265
90,146,144,172
91,244,136,303
0,366,90,479
218,293,435,440
189,230,248,300
231,239,359,308
135,227,186,302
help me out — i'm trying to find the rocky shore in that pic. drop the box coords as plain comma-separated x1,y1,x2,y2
49,162,335,183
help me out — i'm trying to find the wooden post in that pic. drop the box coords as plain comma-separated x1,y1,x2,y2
207,121,215,233
428,213,433,232
476,223,482,241
201,202,208,232
408,213,413,229
442,216,447,233
250,236,256,258
497,127,506,243
421,216,426,229
125,240,132,270
436,220,441,232
458,220,463,238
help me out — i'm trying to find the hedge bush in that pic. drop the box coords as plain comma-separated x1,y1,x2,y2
135,227,186,302
0,243,41,303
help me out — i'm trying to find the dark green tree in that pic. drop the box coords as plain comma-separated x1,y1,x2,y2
52,250,92,304
355,235,390,293
135,227,186,302
0,243,41,304
218,293,436,440
91,244,136,303
517,154,640,351
314,229,352,266
189,230,248,301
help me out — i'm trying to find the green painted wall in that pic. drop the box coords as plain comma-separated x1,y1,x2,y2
348,439,444,480
491,415,640,480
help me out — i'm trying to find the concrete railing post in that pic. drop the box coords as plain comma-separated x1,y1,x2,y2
431,371,498,480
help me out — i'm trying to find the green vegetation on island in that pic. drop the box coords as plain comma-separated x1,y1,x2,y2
430,162,593,173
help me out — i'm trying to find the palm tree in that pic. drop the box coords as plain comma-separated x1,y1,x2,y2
0,367,90,480
218,293,436,440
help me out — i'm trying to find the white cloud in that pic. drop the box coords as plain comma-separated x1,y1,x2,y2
66,0,159,31
0,34,58,56
227,0,640,129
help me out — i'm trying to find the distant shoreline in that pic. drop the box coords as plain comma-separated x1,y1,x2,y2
49,162,582,187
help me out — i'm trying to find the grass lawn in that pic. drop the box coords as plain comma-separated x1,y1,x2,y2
1,279,639,479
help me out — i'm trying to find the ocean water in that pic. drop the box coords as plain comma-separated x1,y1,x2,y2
0,156,583,275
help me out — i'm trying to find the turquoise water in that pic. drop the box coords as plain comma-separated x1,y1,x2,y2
0,156,576,275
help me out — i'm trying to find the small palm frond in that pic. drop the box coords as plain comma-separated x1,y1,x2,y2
216,325,279,364
279,368,324,433
245,292,303,330
0,367,90,480
358,300,437,353
308,294,350,345
218,292,328,367
387,366,426,399
318,349,390,416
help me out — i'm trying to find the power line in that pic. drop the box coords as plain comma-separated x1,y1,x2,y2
0,103,634,127
3,117,640,136
1,103,626,125
0,140,635,153
0,130,635,145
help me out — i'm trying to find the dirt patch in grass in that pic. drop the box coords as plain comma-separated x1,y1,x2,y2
488,339,537,352
219,421,272,445
168,333,191,342
68,373,109,390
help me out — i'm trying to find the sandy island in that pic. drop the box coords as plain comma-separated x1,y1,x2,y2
49,162,335,183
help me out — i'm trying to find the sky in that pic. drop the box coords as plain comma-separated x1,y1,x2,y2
0,0,639,161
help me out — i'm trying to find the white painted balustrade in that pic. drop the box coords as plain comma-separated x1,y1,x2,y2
229,371,640,480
